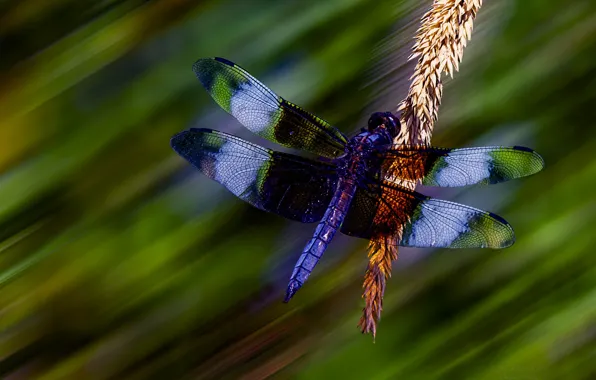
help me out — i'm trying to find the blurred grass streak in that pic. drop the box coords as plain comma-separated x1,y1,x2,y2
1,0,595,379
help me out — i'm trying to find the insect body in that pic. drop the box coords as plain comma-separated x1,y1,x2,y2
171,58,545,301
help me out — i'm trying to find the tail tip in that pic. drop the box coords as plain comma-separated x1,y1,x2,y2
283,280,302,303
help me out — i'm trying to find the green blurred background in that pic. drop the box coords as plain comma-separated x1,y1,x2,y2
1,0,595,379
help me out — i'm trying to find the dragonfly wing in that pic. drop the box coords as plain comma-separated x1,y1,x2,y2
341,181,514,249
381,145,544,187
193,57,348,158
171,128,338,223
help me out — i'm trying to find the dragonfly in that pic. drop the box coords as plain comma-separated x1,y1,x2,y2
171,57,545,302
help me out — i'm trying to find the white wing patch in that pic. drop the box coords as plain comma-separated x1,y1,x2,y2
213,141,267,198
229,82,280,133
434,153,492,187
403,200,474,247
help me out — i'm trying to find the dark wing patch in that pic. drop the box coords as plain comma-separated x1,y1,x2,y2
341,181,514,249
381,145,545,187
193,57,348,158
171,128,338,223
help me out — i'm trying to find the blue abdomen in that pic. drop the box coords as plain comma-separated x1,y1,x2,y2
284,177,357,301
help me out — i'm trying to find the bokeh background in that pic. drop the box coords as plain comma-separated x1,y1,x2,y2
1,0,595,379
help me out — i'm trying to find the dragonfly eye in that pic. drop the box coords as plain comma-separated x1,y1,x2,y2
368,112,400,138
384,113,400,138
367,112,386,131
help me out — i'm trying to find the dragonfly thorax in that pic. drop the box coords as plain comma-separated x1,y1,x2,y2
347,120,394,152
342,129,391,179
342,111,398,160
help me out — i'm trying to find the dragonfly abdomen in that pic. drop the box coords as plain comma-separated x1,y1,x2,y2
284,178,357,302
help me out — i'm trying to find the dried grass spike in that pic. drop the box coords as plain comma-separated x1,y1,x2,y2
359,0,483,336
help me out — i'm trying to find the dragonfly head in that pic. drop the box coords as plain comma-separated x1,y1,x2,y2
367,112,400,139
